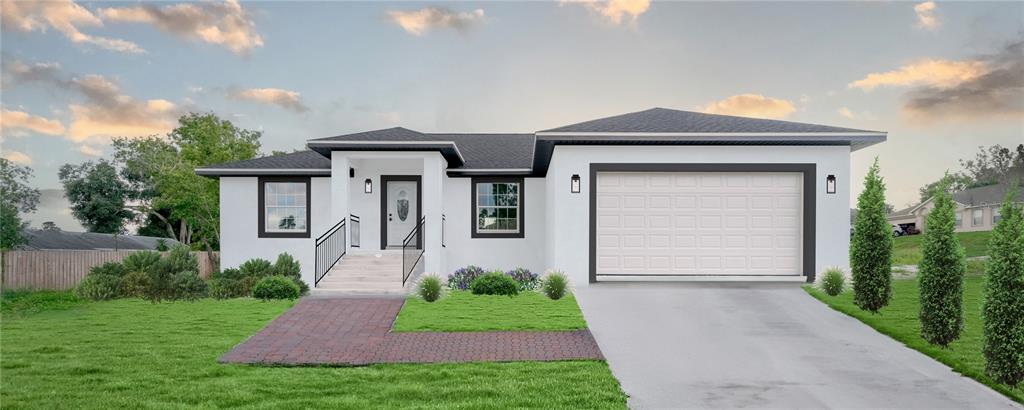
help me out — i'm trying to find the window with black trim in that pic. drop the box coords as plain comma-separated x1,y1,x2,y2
471,177,524,238
258,176,311,238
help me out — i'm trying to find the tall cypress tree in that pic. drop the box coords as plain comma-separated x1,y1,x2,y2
918,178,965,347
983,183,1024,385
851,158,893,313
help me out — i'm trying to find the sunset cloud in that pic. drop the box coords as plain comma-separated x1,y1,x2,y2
700,94,796,119
848,59,987,90
0,0,143,53
100,0,263,55
837,107,856,119
1,109,66,136
386,7,485,35
77,145,102,157
227,87,309,113
66,75,179,143
563,0,651,25
1,150,32,165
914,1,939,31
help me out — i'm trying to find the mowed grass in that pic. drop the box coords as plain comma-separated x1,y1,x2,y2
893,230,992,265
393,291,587,332
1,297,626,409
805,275,1024,404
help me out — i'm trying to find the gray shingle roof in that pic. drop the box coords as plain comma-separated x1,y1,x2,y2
196,151,330,175
310,127,535,169
540,107,880,134
19,230,181,251
953,183,1024,207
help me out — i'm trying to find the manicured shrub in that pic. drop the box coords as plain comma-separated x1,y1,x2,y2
983,184,1024,385
252,275,300,300
122,250,161,273
506,267,539,291
417,274,443,302
448,265,486,290
470,272,520,296
119,270,150,298
918,181,966,347
88,261,129,278
541,270,569,300
75,274,121,301
820,267,846,296
850,158,893,313
274,253,308,295
170,271,207,301
239,258,274,278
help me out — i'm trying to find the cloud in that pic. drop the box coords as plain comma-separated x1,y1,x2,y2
1,109,66,136
99,0,263,55
848,59,987,90
386,7,485,35
700,94,796,119
77,145,102,157
914,1,939,31
0,0,143,53
2,150,32,165
1,60,63,86
227,87,309,113
837,107,856,119
563,0,651,25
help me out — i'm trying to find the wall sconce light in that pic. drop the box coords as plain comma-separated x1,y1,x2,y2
349,167,355,178
571,174,581,193
364,178,373,194
826,174,836,194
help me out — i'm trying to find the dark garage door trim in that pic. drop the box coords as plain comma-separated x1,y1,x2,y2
589,163,817,283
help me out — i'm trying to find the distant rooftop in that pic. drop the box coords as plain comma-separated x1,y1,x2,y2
19,230,180,251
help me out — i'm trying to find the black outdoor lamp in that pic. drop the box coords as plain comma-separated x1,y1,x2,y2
571,174,581,193
364,178,373,194
826,174,836,194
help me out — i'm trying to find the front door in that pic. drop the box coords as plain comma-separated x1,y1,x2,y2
385,180,419,247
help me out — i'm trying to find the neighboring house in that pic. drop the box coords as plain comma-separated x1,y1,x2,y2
888,182,1024,233
196,108,886,290
19,229,179,251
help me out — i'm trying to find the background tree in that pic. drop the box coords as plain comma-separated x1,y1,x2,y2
0,158,41,249
59,160,133,234
851,158,893,313
918,144,1024,202
918,177,966,347
983,183,1024,385
41,221,61,231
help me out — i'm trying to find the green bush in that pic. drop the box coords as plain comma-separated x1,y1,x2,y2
239,258,274,278
274,253,308,295
918,181,966,347
75,274,121,301
170,271,207,301
541,271,569,300
119,270,150,298
470,272,520,296
252,276,300,300
417,275,443,302
820,267,846,296
983,184,1024,385
207,278,242,299
142,255,178,303
88,261,129,278
122,251,161,273
164,245,199,273
850,158,893,313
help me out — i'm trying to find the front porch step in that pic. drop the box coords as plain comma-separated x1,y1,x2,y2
315,250,407,294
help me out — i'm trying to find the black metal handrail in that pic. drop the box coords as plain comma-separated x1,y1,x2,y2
402,216,426,286
314,218,346,287
441,214,446,248
350,214,360,248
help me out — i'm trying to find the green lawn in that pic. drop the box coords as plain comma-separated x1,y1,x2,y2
805,276,1024,404
393,291,587,332
893,230,992,265
1,295,626,409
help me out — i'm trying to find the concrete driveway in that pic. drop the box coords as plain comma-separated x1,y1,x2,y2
575,282,1020,409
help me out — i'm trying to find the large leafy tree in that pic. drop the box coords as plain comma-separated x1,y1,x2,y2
59,160,133,234
113,113,261,249
918,144,1024,202
983,183,1024,385
851,158,893,313
0,158,40,249
918,177,966,347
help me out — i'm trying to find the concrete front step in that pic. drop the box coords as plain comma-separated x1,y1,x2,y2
310,287,408,296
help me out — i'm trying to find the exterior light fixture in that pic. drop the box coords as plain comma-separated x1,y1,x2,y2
364,178,373,194
571,174,581,193
349,167,355,178
826,174,836,194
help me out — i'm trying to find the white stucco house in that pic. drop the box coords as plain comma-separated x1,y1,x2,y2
196,108,886,292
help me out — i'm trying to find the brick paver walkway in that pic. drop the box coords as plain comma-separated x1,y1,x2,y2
220,297,604,365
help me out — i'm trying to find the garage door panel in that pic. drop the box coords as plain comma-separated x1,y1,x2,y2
596,171,801,277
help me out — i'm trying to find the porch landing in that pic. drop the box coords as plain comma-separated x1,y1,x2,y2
314,250,412,296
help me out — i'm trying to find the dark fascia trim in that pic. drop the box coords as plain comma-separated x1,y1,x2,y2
470,176,526,239
257,176,312,239
306,141,465,168
588,163,816,284
197,168,330,177
380,175,422,250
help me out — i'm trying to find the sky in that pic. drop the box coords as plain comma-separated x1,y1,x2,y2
1,0,1022,229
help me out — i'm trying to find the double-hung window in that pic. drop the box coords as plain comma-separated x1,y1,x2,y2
258,177,311,238
471,177,524,238
971,208,983,227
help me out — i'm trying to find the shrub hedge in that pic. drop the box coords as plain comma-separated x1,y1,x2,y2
253,276,300,300
470,272,520,296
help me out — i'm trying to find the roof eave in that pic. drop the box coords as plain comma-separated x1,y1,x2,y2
195,168,332,177
305,140,466,167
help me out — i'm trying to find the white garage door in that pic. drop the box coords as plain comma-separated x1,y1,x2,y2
595,172,802,278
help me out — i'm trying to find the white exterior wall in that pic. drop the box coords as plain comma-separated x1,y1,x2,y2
347,158,423,249
544,145,852,287
219,176,332,285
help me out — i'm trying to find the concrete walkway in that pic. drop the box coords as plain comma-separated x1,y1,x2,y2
576,282,1020,409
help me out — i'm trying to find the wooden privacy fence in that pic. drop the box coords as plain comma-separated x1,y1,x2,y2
1,250,219,291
